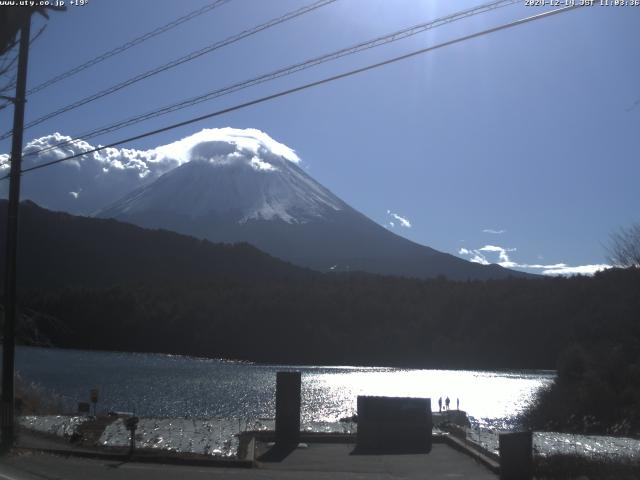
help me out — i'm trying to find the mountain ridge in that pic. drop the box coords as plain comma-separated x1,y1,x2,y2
0,200,309,291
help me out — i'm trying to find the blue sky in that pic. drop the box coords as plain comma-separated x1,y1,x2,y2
1,0,638,275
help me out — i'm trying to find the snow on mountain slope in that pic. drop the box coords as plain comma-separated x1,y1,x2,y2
99,139,346,224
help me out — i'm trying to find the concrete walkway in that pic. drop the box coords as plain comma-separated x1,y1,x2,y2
258,442,497,479
0,441,497,480
0,426,500,479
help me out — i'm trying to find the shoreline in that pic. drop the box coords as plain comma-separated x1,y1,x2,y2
12,345,559,374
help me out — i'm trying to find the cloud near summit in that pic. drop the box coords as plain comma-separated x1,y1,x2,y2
0,128,300,215
386,210,412,228
458,243,610,276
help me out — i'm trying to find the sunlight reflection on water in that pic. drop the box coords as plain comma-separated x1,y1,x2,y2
304,368,553,429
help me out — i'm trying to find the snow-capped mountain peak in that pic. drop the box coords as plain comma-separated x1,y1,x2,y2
98,136,346,224
9,127,527,280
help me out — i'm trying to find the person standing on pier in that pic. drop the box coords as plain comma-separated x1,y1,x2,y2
445,396,450,410
456,398,460,410
438,397,442,412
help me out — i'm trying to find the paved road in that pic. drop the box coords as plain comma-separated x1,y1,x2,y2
0,444,497,480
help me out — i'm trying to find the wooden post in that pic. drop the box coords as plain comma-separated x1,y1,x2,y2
1,15,31,449
125,416,139,456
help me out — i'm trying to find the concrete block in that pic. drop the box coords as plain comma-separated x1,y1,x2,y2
499,431,532,480
275,371,301,446
355,396,432,454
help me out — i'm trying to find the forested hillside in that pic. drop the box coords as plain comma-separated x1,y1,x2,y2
17,268,640,370
2,201,638,372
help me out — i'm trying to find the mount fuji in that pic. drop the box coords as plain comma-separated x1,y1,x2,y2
95,129,525,280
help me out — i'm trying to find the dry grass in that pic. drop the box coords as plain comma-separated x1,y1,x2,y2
14,372,64,415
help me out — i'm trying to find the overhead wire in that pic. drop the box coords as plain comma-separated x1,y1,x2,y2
0,0,338,141
0,4,582,181
25,0,232,96
0,25,50,109
15,0,521,160
0,47,19,78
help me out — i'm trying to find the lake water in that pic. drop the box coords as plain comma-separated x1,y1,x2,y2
16,347,640,459
15,346,553,430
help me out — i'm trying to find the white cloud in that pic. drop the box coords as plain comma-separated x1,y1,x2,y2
470,254,490,265
249,156,277,172
522,263,567,269
541,264,610,276
0,128,299,215
386,210,411,228
483,228,506,234
457,243,611,276
478,245,516,264
155,127,300,165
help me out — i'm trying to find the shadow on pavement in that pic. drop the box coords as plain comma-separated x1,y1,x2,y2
257,443,297,462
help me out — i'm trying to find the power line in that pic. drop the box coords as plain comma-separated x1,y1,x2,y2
0,48,19,78
1,4,581,182
15,0,520,161
25,0,232,96
0,25,50,108
0,0,337,141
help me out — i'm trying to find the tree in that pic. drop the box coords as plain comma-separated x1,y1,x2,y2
608,223,640,268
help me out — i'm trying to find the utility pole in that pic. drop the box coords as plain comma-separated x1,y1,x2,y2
1,14,31,448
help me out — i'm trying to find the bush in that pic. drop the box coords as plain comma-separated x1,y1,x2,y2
14,372,63,415
521,341,640,436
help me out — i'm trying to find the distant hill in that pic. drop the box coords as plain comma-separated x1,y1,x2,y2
0,200,308,291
